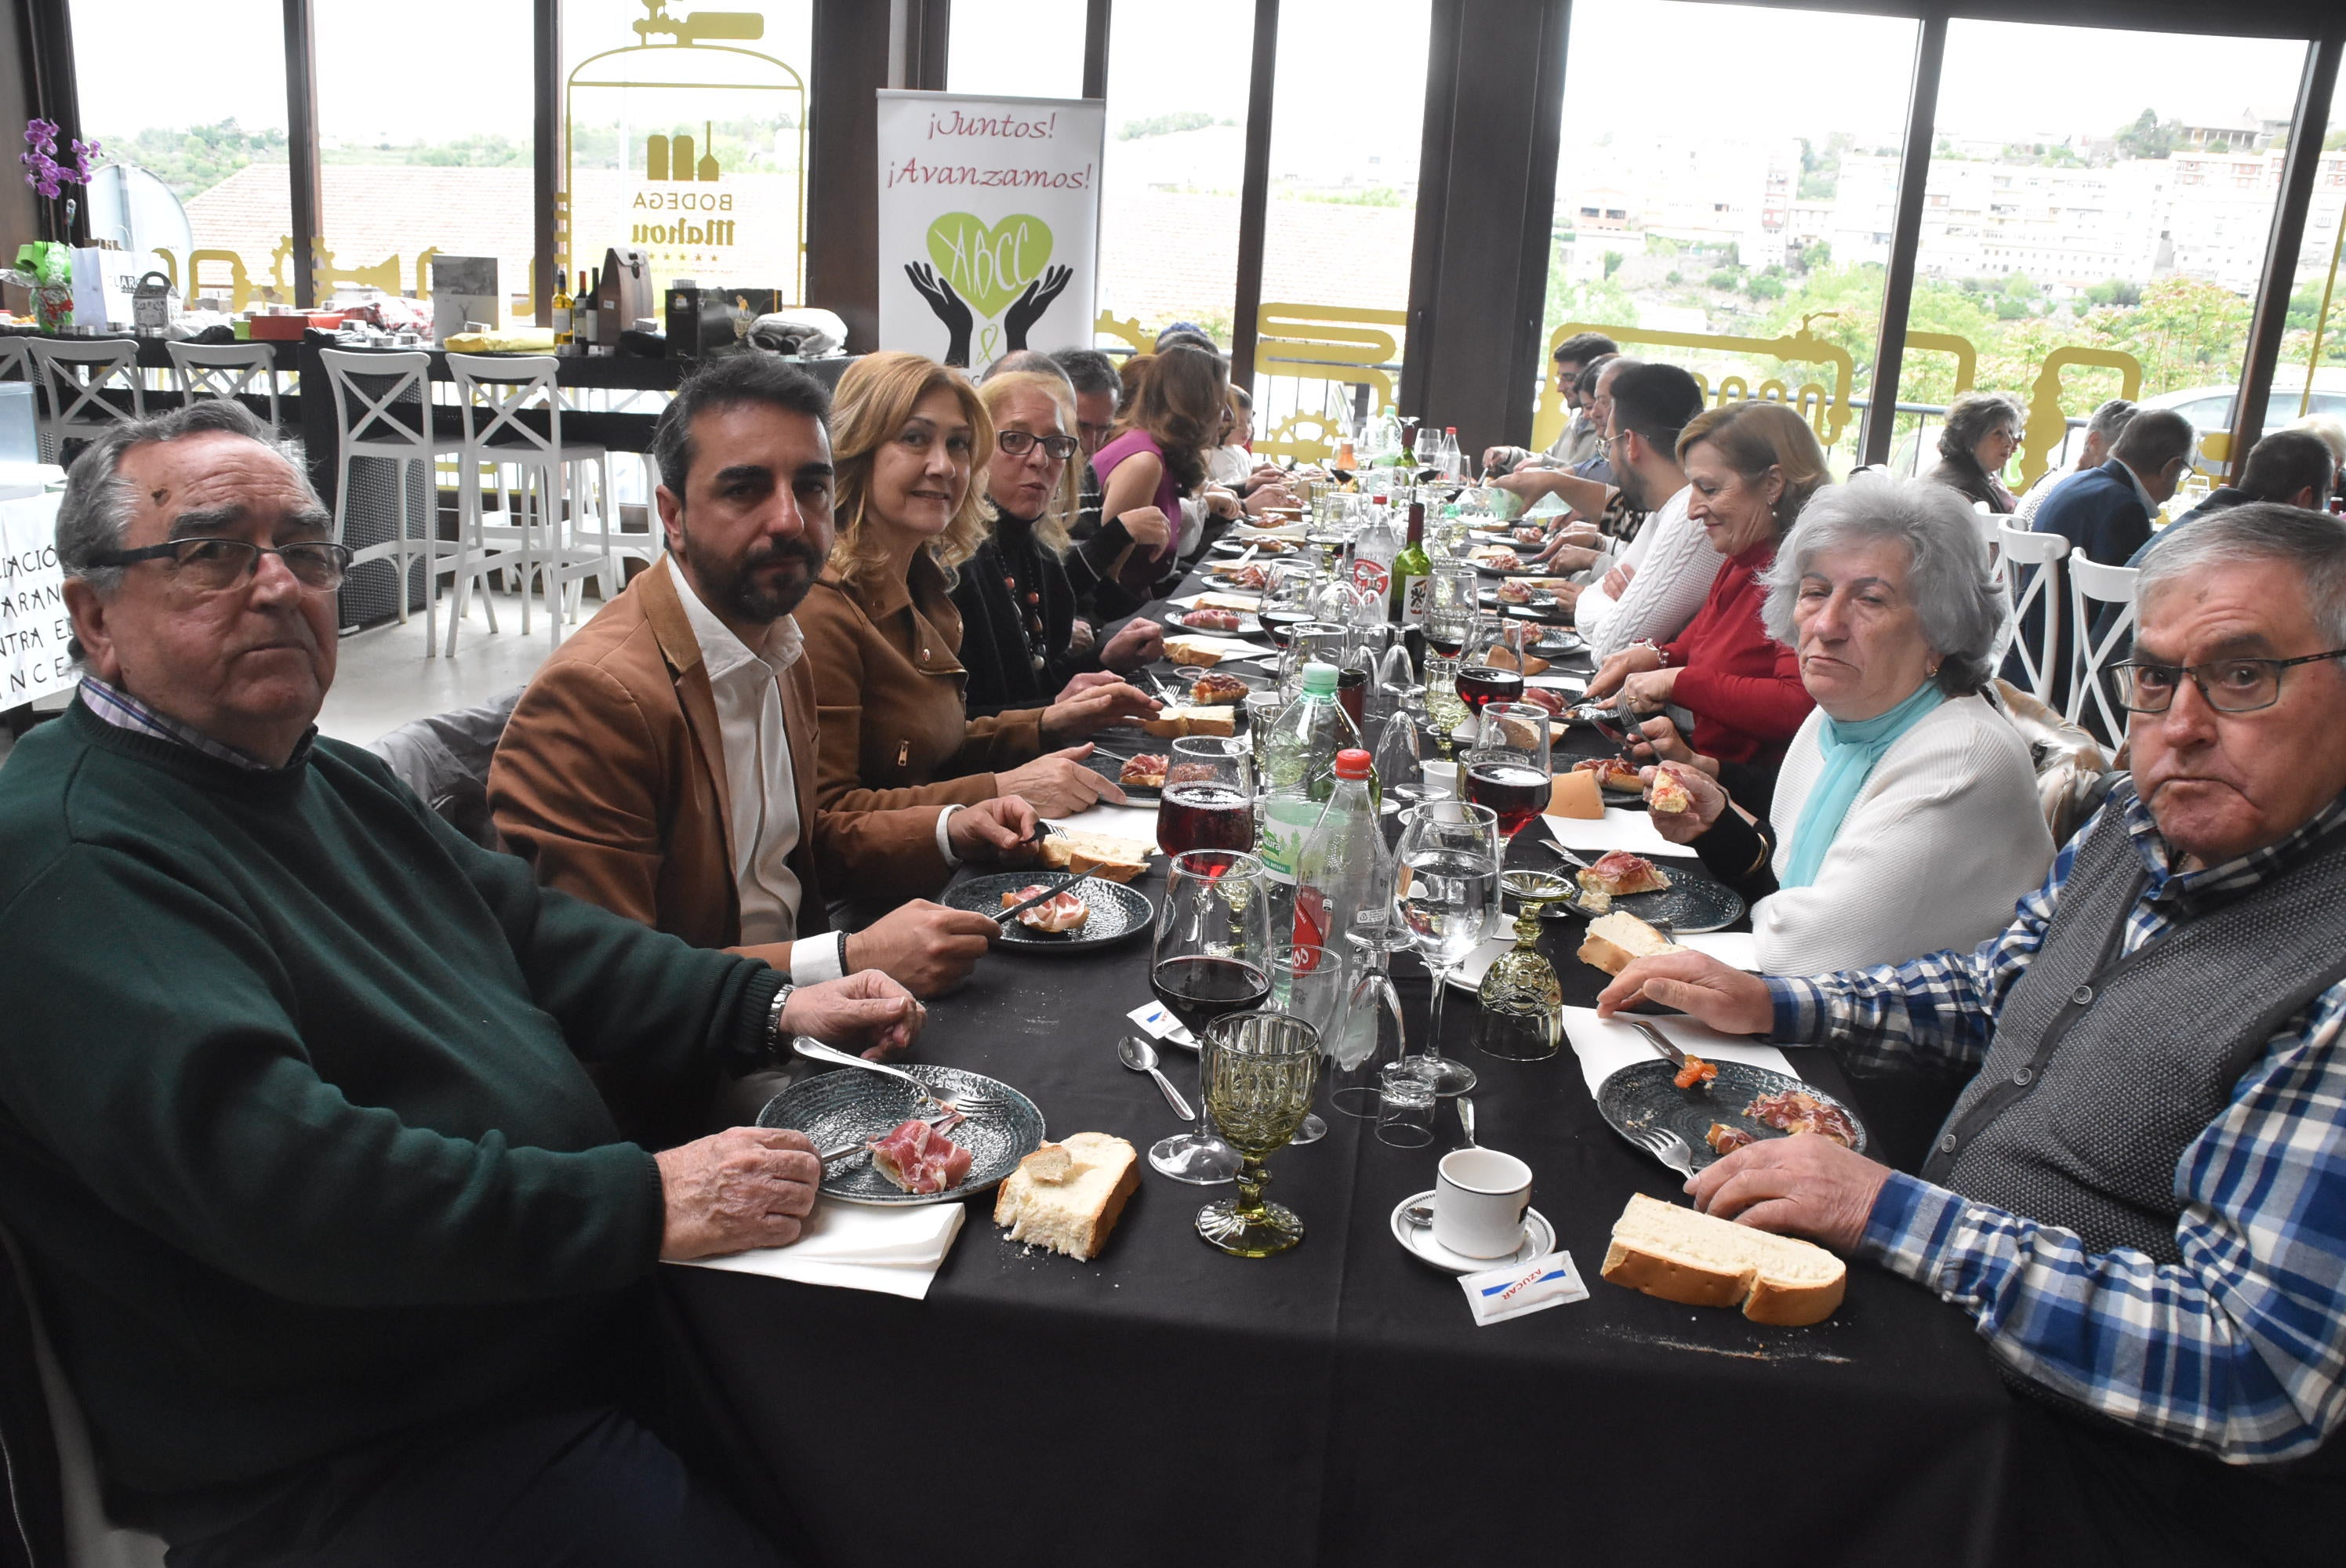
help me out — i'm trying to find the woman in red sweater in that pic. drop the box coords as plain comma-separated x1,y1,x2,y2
1586,401,1828,808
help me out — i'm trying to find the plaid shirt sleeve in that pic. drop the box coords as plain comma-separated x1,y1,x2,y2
1856,988,2346,1462
1762,830,2078,1075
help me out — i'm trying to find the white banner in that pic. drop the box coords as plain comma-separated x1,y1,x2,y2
875,91,1103,372
0,493,73,706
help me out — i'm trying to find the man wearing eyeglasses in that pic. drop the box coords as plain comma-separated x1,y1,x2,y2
2,398,923,1562
1597,499,2346,1555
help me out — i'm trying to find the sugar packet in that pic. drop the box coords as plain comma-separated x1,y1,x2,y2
1460,1250,1588,1326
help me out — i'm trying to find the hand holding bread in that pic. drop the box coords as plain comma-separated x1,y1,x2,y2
1594,949,1773,1035
1642,762,1725,842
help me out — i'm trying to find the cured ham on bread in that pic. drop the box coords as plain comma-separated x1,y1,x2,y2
869,1115,975,1196
1705,1123,1756,1155
1578,851,1672,898
1745,1090,1859,1149
1179,607,1243,632
1647,765,1695,815
1002,883,1091,934
1120,753,1169,789
1574,756,1643,792
1190,670,1252,706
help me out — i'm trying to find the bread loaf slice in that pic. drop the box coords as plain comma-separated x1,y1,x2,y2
1600,1192,1845,1326
1162,637,1228,666
1140,705,1238,739
1038,829,1152,883
993,1133,1141,1260
1575,911,1681,975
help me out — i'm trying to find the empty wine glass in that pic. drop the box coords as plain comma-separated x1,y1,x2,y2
1333,913,1414,1117
1371,705,1429,814
1148,850,1271,1184
1465,702,1553,843
1394,800,1500,1096
1258,561,1317,651
1269,942,1345,1145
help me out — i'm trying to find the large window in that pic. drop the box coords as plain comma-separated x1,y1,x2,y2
2279,72,2346,431
1534,0,1918,473
561,0,814,301
1251,0,1432,446
1094,0,1255,355
68,0,292,310
1895,20,2309,487
314,0,535,315
948,1,1088,101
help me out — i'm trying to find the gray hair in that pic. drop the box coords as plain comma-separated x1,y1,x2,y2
2085,398,2137,445
2135,501,2346,649
1936,390,2025,467
57,398,303,593
1762,473,2008,696
56,398,310,662
979,349,1070,386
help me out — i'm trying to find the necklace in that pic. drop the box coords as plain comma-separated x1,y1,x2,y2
1000,534,1048,677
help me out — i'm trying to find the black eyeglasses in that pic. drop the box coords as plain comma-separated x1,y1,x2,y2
997,430,1079,463
89,537,353,593
2109,649,2346,714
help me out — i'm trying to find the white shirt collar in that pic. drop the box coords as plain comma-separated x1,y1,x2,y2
663,553,802,680
2117,459,2156,517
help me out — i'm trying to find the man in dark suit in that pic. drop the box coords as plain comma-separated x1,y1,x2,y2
2008,408,2196,710
2127,428,2337,568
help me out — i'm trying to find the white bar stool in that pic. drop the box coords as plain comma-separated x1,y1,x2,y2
2067,549,2141,746
165,340,285,431
320,349,471,654
27,339,144,463
445,354,611,652
1996,520,2067,710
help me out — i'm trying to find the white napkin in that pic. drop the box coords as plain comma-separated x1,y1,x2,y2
1163,632,1280,662
1540,808,1680,858
1558,1005,1796,1103
1168,590,1262,611
670,1200,966,1301
1048,800,1164,846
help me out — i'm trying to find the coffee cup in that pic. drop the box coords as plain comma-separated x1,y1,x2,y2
1433,1147,1532,1258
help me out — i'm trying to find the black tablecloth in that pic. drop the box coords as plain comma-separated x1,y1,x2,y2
663,593,2014,1568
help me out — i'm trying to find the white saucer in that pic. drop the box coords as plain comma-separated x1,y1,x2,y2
1389,1190,1556,1274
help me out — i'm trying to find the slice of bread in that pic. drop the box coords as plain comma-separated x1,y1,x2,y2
1575,910,1681,975
1163,637,1228,666
1140,705,1238,739
1600,1192,1846,1325
993,1132,1141,1260
1038,829,1153,883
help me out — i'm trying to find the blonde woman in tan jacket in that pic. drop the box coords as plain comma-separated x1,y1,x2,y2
794,352,1160,815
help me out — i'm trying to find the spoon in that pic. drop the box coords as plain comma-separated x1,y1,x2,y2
1402,1201,1436,1228
1458,1095,1477,1149
1118,1035,1194,1122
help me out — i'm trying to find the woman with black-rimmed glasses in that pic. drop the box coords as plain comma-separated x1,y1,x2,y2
951,368,1166,719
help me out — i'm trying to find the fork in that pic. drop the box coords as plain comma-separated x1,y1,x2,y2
1629,1125,1698,1179
791,1038,994,1114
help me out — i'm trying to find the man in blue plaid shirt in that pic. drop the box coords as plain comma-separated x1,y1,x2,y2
1601,501,2346,1560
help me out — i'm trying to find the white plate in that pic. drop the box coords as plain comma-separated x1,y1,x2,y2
1389,1191,1557,1274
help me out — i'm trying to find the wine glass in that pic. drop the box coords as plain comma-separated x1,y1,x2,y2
1258,561,1317,650
1393,800,1500,1096
1279,620,1354,704
1157,737,1255,857
1465,701,1552,843
1422,561,1480,666
1195,1011,1321,1257
1269,942,1345,1145
1333,913,1414,1117
1456,617,1528,717
1148,850,1270,1184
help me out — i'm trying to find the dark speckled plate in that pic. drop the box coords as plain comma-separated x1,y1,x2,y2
757,1064,1045,1205
1596,1058,1868,1172
942,871,1155,953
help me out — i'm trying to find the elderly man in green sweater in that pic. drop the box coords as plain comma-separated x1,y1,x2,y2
0,400,924,1563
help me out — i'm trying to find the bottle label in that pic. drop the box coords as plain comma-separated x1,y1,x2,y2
1352,558,1390,596
552,307,572,335
1258,799,1320,884
1401,575,1431,626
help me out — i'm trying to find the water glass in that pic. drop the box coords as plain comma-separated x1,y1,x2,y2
1375,1060,1437,1148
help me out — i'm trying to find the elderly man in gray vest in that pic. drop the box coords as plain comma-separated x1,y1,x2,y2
1600,500,2346,1562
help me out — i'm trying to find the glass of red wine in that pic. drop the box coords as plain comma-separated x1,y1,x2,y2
1157,737,1255,857
1464,702,1554,841
1454,618,1527,714
1424,561,1480,665
1148,850,1271,1185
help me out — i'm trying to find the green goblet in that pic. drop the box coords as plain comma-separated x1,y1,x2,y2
1196,1011,1322,1258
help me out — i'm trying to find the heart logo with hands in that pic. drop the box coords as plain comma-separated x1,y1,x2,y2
924,212,1054,319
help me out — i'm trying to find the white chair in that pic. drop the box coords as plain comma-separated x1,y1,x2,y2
1970,499,2002,565
445,354,611,653
2067,548,2140,746
1996,521,2067,710
165,340,285,430
27,339,143,461
320,349,470,654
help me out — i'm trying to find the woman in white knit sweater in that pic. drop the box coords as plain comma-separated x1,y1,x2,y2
1647,474,2055,975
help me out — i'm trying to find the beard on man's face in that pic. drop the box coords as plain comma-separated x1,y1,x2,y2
1614,454,1647,513
681,521,826,623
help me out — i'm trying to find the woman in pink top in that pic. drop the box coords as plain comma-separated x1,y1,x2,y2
1091,344,1239,612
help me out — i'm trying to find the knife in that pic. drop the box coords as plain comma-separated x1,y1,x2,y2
1628,1018,1686,1069
816,1109,960,1164
995,871,1096,925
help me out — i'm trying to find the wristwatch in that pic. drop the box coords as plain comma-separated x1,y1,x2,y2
766,981,797,1050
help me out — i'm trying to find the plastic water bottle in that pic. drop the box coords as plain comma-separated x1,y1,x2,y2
1258,662,1363,941
1352,498,1400,600
1290,749,1392,953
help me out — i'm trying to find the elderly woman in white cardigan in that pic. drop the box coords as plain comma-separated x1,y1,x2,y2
1644,474,2055,975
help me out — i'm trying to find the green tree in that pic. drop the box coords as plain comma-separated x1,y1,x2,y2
2085,273,2252,393
2115,108,2183,160
1603,249,1625,279
1119,111,1222,140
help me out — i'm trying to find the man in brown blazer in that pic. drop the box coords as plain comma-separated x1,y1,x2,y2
491,356,1035,1026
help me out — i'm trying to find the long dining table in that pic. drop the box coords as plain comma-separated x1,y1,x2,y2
658,557,2018,1568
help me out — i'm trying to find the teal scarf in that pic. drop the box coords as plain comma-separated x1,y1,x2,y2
1779,681,1946,890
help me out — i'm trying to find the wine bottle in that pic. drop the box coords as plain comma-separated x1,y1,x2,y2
1390,500,1429,624
551,267,573,347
